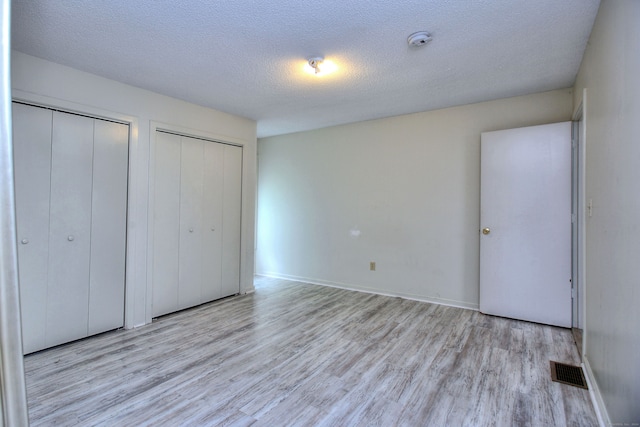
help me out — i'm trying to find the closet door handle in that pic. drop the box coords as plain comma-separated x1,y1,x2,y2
189,228,194,233
21,239,29,245
67,235,75,241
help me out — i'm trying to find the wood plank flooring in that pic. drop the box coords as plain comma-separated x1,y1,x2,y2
24,276,599,426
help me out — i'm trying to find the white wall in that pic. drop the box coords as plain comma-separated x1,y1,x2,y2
573,1,640,424
12,51,257,328
257,89,572,308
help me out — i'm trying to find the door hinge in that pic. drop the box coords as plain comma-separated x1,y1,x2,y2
571,213,577,223
572,138,577,149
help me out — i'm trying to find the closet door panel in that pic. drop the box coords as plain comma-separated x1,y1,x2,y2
202,142,224,301
152,132,181,317
178,137,205,310
88,120,129,334
12,103,52,354
46,111,94,347
221,145,242,297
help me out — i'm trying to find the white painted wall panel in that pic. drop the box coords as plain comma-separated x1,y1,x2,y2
88,120,129,335
12,103,52,354
46,111,94,348
151,132,181,317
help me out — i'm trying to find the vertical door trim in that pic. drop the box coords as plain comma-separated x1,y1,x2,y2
571,120,579,329
572,89,588,357
0,0,30,422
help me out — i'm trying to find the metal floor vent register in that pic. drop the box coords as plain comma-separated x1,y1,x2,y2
550,361,588,389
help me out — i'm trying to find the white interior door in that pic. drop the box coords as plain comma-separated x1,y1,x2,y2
480,122,572,328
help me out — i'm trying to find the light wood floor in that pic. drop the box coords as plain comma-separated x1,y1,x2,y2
24,276,598,426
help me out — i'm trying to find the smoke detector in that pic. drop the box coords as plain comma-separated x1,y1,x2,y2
407,31,432,47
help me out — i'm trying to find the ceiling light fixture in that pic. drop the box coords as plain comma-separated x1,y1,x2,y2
308,57,323,74
304,57,338,77
407,31,432,47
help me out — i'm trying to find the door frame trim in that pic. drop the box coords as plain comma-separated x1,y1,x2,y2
0,0,30,421
571,89,587,356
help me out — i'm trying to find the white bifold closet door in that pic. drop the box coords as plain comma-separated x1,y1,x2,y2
152,131,242,318
13,103,128,354
13,103,51,353
221,144,242,297
47,110,95,346
88,120,129,334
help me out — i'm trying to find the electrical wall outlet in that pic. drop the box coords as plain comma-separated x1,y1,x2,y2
370,261,376,271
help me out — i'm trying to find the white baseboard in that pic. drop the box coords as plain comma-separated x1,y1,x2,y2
582,356,610,427
256,272,479,311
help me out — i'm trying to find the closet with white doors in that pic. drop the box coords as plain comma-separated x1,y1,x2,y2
12,102,129,354
151,131,242,318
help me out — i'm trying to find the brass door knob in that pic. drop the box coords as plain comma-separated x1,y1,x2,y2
482,227,491,235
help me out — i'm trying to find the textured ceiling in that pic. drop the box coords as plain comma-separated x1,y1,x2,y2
11,0,599,138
